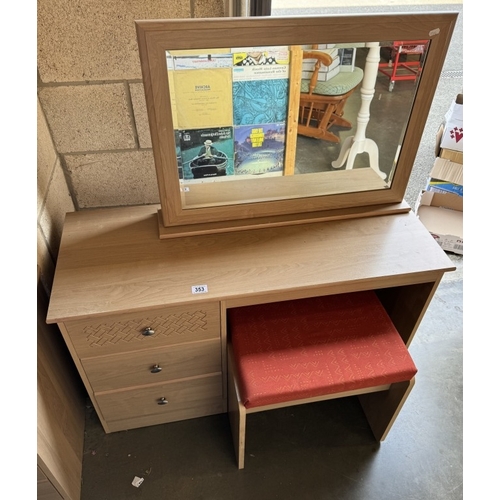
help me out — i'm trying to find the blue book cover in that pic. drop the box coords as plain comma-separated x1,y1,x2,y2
232,79,289,126
234,123,285,176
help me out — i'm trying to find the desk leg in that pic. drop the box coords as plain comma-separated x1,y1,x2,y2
228,346,246,469
358,377,415,441
331,42,386,180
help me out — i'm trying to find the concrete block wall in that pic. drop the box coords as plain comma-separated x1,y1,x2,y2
37,0,226,291
37,96,75,293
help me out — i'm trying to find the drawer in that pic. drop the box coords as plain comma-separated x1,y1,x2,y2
95,373,223,430
82,339,221,392
64,302,220,357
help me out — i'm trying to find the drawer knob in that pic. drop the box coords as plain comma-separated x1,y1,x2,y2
157,397,169,405
150,364,162,374
142,327,155,336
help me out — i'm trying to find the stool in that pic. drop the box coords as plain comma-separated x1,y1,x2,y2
227,291,417,469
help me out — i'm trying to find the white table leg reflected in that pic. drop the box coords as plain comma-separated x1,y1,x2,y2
331,42,387,180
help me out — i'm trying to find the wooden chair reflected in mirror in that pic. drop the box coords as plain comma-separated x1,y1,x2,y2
298,50,364,143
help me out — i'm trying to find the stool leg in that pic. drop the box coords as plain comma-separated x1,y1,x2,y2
228,347,247,469
358,377,415,441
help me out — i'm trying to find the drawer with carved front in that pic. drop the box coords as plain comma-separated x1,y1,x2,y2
64,302,220,358
81,339,221,392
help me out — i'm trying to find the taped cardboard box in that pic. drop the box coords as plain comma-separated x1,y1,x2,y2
439,94,463,153
415,191,463,255
435,124,464,164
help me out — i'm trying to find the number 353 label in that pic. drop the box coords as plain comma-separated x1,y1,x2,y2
192,284,208,294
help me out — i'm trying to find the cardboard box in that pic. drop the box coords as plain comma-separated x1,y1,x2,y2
302,50,339,70
426,179,463,197
439,94,463,153
435,124,464,163
429,157,463,185
426,157,463,196
302,62,341,82
439,148,463,164
302,49,340,71
425,158,464,196
302,49,341,82
415,191,463,255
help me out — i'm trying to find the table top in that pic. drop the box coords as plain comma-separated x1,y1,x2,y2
46,204,455,323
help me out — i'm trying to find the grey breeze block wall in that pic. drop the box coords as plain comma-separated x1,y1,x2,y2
37,0,226,293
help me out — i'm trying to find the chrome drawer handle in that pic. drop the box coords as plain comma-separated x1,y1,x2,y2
150,364,162,374
157,397,169,405
142,327,155,336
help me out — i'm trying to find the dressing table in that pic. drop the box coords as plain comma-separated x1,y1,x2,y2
46,12,458,435
46,203,454,432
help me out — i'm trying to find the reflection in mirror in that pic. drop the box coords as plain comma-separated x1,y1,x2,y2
165,40,428,210
166,46,290,187
296,41,428,183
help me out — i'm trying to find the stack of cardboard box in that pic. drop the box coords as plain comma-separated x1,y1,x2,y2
415,94,463,255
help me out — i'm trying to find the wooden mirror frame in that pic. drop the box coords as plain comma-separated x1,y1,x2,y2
136,12,457,238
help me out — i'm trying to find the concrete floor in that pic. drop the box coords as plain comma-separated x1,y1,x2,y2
80,4,463,499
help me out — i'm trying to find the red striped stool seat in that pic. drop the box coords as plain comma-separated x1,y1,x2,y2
228,291,417,409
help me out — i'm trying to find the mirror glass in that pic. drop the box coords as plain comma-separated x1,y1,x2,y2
165,40,428,210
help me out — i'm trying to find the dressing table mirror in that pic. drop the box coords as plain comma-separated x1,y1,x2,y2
136,12,457,237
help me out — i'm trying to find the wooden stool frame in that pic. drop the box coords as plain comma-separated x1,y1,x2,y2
228,344,415,469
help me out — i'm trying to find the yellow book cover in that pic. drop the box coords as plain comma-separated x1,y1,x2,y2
171,68,233,129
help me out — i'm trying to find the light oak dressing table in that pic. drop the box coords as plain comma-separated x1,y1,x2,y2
46,13,458,437
46,203,455,433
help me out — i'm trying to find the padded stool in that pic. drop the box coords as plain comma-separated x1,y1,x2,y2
227,291,417,469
